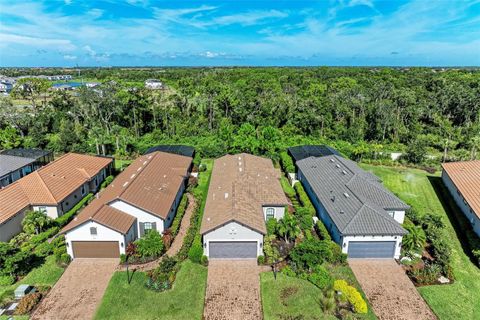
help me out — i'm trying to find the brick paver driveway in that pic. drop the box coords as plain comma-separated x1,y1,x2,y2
204,259,263,320
32,258,118,320
349,259,436,320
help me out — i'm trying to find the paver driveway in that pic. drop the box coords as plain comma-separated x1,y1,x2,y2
349,259,436,320
204,259,263,320
32,258,118,320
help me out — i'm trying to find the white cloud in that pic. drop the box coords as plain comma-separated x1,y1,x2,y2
63,54,77,60
64,0,72,5
0,33,76,51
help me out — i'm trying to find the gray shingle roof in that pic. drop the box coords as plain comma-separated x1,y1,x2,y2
0,155,35,178
0,148,51,160
297,155,408,236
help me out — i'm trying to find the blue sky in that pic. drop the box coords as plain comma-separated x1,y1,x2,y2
0,0,479,66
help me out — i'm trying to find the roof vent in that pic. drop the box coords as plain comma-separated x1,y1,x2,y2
344,193,350,198
163,174,167,178
331,195,336,202
340,210,345,214
335,164,340,168
239,167,243,172
122,182,129,187
342,170,347,175
130,174,136,179
148,155,152,159
330,159,335,163
137,167,142,172
143,161,147,165
224,192,229,199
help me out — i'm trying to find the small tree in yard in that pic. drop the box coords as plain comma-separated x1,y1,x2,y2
277,213,301,243
22,210,52,235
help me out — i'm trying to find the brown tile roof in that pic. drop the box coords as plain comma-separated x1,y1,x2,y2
61,151,192,234
442,160,480,219
200,153,289,235
0,153,112,226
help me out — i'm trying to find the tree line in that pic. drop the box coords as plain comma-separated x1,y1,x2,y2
0,67,479,164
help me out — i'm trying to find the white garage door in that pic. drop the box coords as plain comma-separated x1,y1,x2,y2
347,241,396,258
209,241,257,259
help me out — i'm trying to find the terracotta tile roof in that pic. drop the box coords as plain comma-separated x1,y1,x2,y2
200,153,289,235
442,160,480,219
61,151,192,234
0,153,112,226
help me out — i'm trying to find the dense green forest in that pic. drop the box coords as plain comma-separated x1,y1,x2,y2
1,67,479,165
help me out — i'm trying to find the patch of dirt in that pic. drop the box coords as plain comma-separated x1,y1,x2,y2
349,259,437,320
280,286,299,306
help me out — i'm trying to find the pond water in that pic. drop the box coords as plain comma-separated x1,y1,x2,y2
51,82,84,88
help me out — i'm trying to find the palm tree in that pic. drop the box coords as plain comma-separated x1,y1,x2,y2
277,213,301,243
402,224,426,252
22,210,51,235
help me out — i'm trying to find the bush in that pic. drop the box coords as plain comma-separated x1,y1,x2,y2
0,274,15,286
135,230,165,259
187,176,198,192
170,194,189,236
294,183,315,215
281,266,296,277
280,151,295,173
333,280,368,314
296,207,313,231
34,241,53,257
266,218,278,235
55,193,94,227
257,255,265,265
289,239,333,272
146,256,180,292
315,220,332,241
100,175,114,189
263,235,280,263
120,254,127,264
201,255,209,266
307,265,333,289
328,242,347,265
14,292,42,315
188,241,204,263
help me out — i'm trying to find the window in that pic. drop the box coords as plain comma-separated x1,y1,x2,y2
144,222,153,233
39,206,46,213
81,185,86,195
90,227,97,235
95,178,98,186
266,208,275,219
388,211,395,218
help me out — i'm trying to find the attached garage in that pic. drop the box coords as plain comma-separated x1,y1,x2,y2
347,241,396,258
209,241,257,259
72,241,120,258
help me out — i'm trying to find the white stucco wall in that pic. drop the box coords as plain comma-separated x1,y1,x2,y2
442,171,480,237
32,205,59,219
203,221,264,257
109,200,164,234
262,206,286,220
385,210,406,225
65,221,129,258
0,208,29,242
342,235,403,259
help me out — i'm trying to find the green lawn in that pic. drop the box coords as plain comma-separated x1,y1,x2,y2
95,260,207,320
361,164,480,320
0,255,65,319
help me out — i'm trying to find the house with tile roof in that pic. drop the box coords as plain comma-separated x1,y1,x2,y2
61,151,192,258
295,150,409,259
442,160,480,237
0,153,112,242
200,153,289,259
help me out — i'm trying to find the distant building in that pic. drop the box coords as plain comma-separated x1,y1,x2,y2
0,148,53,188
85,82,101,88
0,81,13,93
145,79,165,90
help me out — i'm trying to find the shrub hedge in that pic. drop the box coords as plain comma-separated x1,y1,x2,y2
14,292,43,315
55,193,94,227
280,151,295,173
170,194,189,236
294,183,315,215
315,220,332,241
